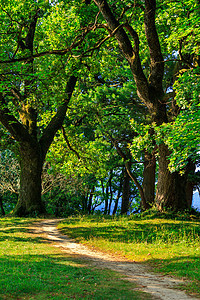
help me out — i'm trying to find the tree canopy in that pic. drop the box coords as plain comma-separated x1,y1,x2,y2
0,0,199,216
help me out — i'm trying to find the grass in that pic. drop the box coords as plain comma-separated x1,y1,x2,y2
58,212,200,297
0,217,152,300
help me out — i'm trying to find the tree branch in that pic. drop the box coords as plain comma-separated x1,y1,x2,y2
178,36,194,68
40,76,77,158
0,28,90,64
93,0,150,110
73,23,126,59
144,0,164,91
61,126,81,160
93,0,134,58
107,132,149,210
0,93,31,142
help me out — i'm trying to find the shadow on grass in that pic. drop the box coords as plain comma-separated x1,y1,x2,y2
60,221,200,244
0,218,152,299
0,254,151,300
148,255,200,295
149,255,200,281
59,218,200,296
0,218,35,228
0,227,49,244
0,233,47,243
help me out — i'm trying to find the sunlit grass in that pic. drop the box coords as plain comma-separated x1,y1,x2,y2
58,214,200,296
0,217,152,300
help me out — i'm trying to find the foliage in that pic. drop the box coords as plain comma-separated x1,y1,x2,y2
130,121,155,162
165,68,200,172
0,0,199,214
154,67,200,172
43,188,84,217
130,66,200,173
0,150,19,195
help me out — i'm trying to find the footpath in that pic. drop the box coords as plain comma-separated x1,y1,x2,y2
34,219,198,300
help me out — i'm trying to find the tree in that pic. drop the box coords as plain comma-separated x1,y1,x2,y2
76,63,152,212
0,150,19,196
0,1,83,215
0,194,5,216
1,0,199,216
86,0,200,211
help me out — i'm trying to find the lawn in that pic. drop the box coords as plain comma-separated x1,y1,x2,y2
0,217,152,300
58,212,200,297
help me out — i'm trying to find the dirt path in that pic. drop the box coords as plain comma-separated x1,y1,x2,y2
37,219,198,300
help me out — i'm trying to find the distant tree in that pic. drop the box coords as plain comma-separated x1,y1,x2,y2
0,150,19,197
0,195,5,216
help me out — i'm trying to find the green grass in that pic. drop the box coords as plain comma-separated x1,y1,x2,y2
0,217,152,300
58,213,200,297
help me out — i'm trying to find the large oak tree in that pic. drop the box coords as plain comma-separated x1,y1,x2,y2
87,0,199,210
0,1,81,215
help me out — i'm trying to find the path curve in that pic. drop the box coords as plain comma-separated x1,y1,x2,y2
38,219,197,300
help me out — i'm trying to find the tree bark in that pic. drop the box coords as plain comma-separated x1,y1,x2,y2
142,151,156,206
121,165,131,215
186,180,194,208
108,173,113,215
82,193,88,213
87,185,95,214
107,133,149,210
104,181,109,215
13,142,45,216
100,180,107,214
0,195,5,216
112,172,123,215
155,144,188,211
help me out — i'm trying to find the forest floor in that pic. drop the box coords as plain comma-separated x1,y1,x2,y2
33,219,198,300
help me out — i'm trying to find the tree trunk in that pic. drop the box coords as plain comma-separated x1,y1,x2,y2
108,134,150,210
112,189,121,215
104,183,109,215
155,144,188,211
82,193,88,213
142,151,156,206
87,185,95,214
108,173,113,215
186,181,194,209
101,180,107,214
0,195,5,216
185,160,196,208
121,167,130,215
112,171,123,215
13,142,45,216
